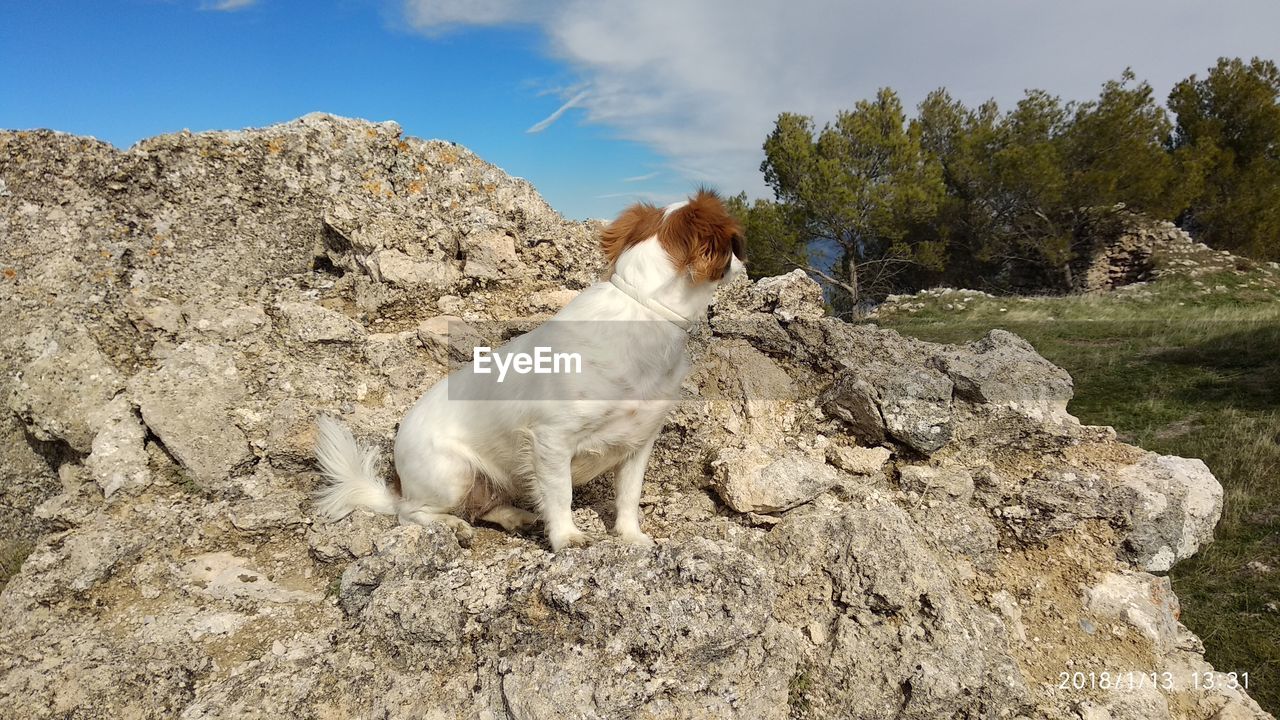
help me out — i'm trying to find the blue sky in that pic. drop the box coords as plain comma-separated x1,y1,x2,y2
4,1,1280,219
0,1,670,219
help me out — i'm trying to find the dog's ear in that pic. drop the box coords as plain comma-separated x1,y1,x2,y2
600,202,663,268
660,189,744,283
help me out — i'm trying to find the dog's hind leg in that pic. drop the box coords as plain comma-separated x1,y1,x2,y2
479,505,538,534
396,448,476,545
399,507,475,545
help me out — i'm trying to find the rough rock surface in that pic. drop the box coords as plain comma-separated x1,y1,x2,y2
0,116,1268,719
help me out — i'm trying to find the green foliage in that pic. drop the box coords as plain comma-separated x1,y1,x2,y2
1064,70,1179,216
724,193,806,279
748,59,1280,300
1170,57,1280,260
761,88,945,311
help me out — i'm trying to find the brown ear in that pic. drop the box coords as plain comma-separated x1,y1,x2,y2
600,203,663,268
659,189,744,282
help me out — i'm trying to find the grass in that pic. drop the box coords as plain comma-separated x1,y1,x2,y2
872,254,1280,713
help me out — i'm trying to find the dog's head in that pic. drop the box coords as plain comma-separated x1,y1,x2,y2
600,189,745,283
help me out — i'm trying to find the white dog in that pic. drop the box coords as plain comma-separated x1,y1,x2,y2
314,190,745,550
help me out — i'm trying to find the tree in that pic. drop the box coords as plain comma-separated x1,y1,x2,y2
723,193,806,280
761,88,945,313
1062,70,1179,218
916,73,1185,291
1169,57,1280,260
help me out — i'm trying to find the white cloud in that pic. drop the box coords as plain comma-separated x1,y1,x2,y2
621,171,659,183
401,0,552,34
403,0,1280,197
202,0,257,11
526,89,590,133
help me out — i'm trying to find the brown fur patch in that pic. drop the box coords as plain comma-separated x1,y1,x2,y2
600,203,664,268
659,189,745,282
599,189,746,282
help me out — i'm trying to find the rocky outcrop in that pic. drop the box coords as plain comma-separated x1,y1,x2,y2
1073,212,1276,293
0,116,1268,719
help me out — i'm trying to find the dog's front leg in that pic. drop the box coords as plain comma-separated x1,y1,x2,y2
531,436,588,551
611,437,656,546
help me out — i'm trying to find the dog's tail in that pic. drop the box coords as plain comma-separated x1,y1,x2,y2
313,415,399,521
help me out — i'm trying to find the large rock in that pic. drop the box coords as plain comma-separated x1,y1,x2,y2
940,328,1075,421
131,343,254,486
712,447,842,513
821,362,954,454
1117,454,1224,572
0,117,1265,720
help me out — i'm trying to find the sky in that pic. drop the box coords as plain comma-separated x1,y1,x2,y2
3,1,1279,220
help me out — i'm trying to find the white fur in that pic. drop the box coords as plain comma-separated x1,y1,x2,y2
314,201,744,551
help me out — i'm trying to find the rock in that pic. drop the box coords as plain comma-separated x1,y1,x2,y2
825,444,891,475
899,464,975,502
417,314,484,364
306,509,397,563
818,373,886,444
374,249,463,292
940,329,1074,421
1117,454,1224,572
748,269,824,321
275,301,365,343
8,326,122,454
264,399,318,471
2,521,146,608
131,343,254,486
1084,572,1181,651
461,229,526,280
821,364,954,454
184,299,268,340
527,288,579,312
139,300,184,334
228,489,309,531
712,447,841,513
180,552,322,604
85,395,150,499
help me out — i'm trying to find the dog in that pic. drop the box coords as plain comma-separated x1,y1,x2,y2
314,189,745,551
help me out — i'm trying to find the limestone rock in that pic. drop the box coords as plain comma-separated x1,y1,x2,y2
275,301,365,344
940,328,1074,421
1118,454,1224,572
1084,572,1181,652
821,363,954,454
180,552,322,604
461,229,526,280
374,249,464,292
85,395,150,499
8,326,123,454
712,447,841,513
748,269,825,321
131,343,254,486
825,444,891,475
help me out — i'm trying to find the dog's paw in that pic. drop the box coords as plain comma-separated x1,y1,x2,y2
549,527,591,552
442,516,475,547
613,530,656,548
